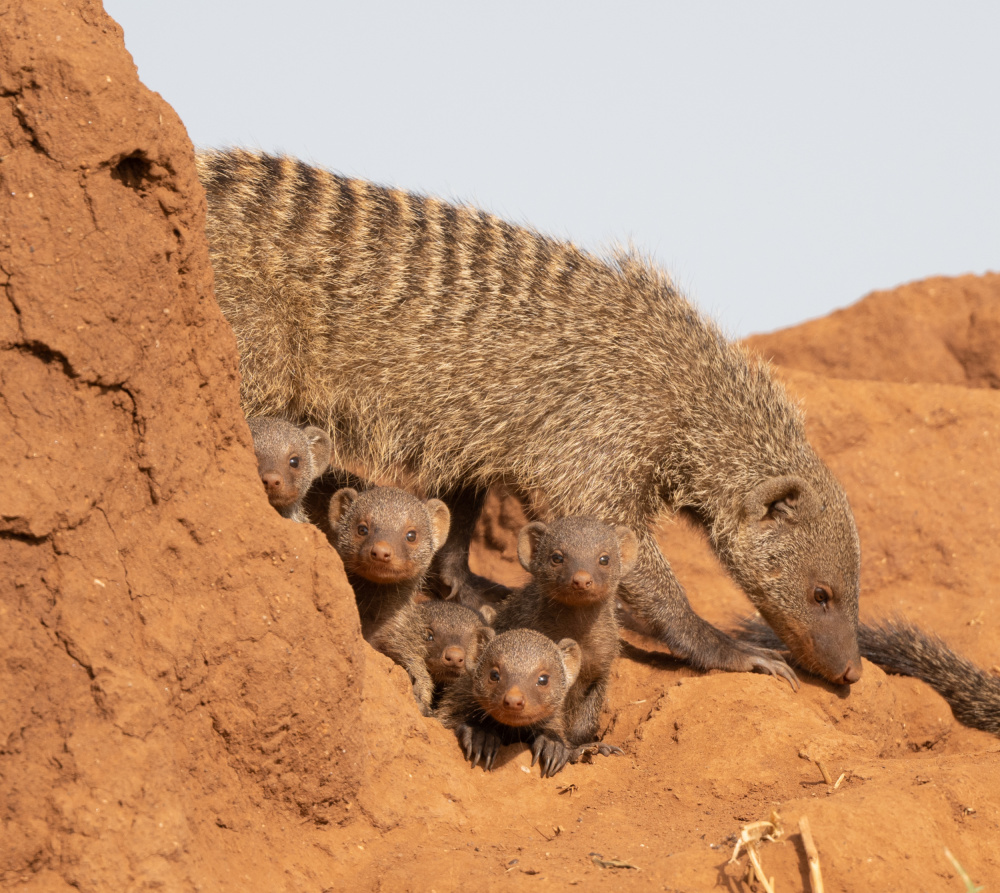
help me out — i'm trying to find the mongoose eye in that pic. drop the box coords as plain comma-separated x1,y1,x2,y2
357,524,369,536
489,668,501,682
537,674,549,686
406,529,417,543
598,554,610,566
551,552,564,565
424,629,434,642
814,585,832,606
289,456,300,469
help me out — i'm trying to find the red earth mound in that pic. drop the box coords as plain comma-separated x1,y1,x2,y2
2,4,998,890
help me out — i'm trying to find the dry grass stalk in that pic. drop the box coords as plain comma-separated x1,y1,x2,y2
729,811,784,893
798,816,824,893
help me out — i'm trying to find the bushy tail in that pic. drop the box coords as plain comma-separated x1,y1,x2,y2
735,617,1000,734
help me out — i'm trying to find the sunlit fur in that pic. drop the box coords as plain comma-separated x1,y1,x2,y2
199,149,861,682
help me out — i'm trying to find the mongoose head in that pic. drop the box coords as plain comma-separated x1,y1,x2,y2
470,629,581,728
247,417,331,517
725,469,862,685
517,517,639,607
419,601,495,685
329,486,451,585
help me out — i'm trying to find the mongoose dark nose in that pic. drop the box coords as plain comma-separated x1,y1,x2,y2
442,646,466,668
503,687,525,711
371,541,393,562
261,472,282,492
840,660,862,685
571,571,593,590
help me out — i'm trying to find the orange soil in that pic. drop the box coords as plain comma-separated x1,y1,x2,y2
2,4,998,890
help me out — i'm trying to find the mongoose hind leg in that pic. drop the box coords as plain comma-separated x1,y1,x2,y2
624,531,799,689
430,485,512,608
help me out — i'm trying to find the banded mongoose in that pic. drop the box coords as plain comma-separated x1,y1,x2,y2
737,617,1000,734
436,628,583,777
199,148,862,688
495,517,637,751
329,486,451,714
417,600,495,697
247,417,331,522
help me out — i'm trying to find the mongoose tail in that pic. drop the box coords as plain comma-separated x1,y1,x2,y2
200,149,861,688
737,617,1000,734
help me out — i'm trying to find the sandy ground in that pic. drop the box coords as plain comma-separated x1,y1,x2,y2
2,3,998,890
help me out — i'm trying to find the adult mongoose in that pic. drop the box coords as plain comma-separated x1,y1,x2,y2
328,485,451,714
417,600,495,698
199,148,862,688
738,617,1000,734
495,517,637,750
436,628,583,777
246,416,331,523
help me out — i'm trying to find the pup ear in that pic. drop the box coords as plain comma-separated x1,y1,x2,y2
328,487,359,528
615,526,639,575
303,426,332,473
423,499,452,553
477,604,497,627
517,522,549,572
471,626,495,662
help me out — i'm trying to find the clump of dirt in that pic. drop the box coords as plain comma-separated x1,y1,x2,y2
2,4,998,891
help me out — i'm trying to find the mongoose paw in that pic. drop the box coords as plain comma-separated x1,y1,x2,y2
570,741,624,763
456,723,502,770
434,554,511,608
747,648,800,691
530,735,572,778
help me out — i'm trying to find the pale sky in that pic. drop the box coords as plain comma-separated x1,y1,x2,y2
105,1,1000,336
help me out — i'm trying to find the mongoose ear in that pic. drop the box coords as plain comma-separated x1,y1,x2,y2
557,638,582,689
517,522,549,572
475,625,495,652
615,526,639,575
424,499,451,552
303,426,332,474
478,604,497,626
329,487,359,528
744,476,817,528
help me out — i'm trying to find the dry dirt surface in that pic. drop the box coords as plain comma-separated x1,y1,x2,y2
2,4,998,891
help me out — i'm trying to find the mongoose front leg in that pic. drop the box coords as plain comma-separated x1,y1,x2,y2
622,531,799,689
430,485,512,608
564,677,621,751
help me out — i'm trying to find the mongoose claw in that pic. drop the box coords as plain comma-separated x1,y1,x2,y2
749,650,800,691
531,735,572,778
457,723,500,770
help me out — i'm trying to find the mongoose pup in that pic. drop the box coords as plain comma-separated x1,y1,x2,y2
418,600,495,697
199,148,862,688
436,628,583,777
495,517,637,751
247,416,331,523
738,617,1000,734
329,486,451,714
